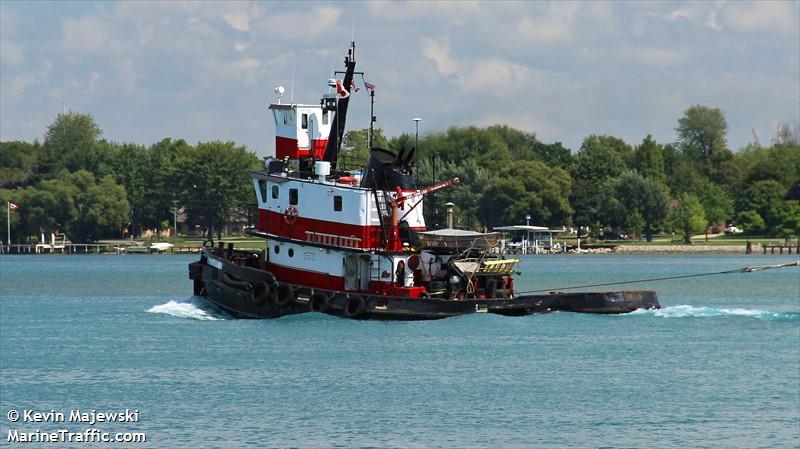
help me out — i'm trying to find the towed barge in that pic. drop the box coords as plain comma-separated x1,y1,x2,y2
188,42,659,320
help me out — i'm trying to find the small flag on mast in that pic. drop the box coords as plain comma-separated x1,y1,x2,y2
335,80,350,98
8,202,19,210
364,80,376,92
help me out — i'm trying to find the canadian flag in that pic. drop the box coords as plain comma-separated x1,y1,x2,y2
8,202,19,210
335,79,350,99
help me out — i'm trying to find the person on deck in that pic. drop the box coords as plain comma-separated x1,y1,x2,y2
395,260,406,287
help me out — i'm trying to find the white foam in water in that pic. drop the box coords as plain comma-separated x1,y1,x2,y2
147,297,226,321
628,305,798,321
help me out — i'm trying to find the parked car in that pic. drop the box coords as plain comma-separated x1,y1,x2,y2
724,225,743,235
603,231,628,240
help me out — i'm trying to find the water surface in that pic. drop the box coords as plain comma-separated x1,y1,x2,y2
1,254,798,448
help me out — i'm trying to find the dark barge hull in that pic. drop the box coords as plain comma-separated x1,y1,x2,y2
189,249,660,320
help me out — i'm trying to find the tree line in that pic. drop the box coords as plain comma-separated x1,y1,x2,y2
1,112,260,243
1,106,798,244
342,105,799,242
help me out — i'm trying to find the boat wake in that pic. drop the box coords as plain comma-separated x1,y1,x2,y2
627,305,799,321
146,297,228,321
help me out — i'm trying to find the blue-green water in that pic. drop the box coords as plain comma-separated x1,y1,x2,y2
1,254,798,448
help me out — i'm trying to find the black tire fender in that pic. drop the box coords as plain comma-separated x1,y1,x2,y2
310,292,331,312
274,283,295,308
250,281,270,306
344,295,366,318
221,271,251,290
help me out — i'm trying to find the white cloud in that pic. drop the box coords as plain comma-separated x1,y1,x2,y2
705,10,722,31
456,59,532,92
421,38,458,76
0,40,24,66
515,2,579,44
721,1,798,35
203,57,265,85
2,1,797,155
88,72,101,93
4,60,52,96
8,75,37,96
665,9,691,21
223,11,250,31
257,6,341,41
114,60,139,93
63,15,131,53
621,47,687,66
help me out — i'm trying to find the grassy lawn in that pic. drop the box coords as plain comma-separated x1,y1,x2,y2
555,234,798,247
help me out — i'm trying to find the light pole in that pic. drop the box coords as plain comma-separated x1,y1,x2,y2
525,214,531,255
413,117,422,184
173,200,179,242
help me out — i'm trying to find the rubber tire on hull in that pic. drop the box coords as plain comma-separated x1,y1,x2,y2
310,292,330,312
250,281,271,306
274,283,295,308
221,271,251,290
344,295,366,318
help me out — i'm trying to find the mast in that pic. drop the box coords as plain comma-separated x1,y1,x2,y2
369,87,375,149
322,41,357,171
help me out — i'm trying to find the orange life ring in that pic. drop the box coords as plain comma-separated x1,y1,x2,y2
284,205,299,225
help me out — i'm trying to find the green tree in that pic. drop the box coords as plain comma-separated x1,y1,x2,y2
608,171,671,241
669,193,706,243
632,135,666,183
697,181,734,240
175,141,261,240
530,141,572,169
479,160,572,228
109,143,152,237
78,175,131,241
148,138,189,237
24,170,130,242
738,180,789,234
0,140,43,188
771,202,800,239
42,112,103,175
676,105,732,182
341,128,389,170
571,134,632,231
417,158,490,229
745,143,800,189
736,210,765,235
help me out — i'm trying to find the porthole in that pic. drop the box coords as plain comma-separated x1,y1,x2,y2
288,248,295,257
274,245,280,254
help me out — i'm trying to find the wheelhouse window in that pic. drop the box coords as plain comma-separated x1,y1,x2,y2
258,180,267,203
334,195,342,211
322,111,329,125
271,185,279,199
289,188,298,205
301,113,309,129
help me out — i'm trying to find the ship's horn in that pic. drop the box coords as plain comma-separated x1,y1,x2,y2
403,147,416,168
395,147,406,166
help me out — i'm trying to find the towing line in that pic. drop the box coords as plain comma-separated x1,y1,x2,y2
515,261,800,295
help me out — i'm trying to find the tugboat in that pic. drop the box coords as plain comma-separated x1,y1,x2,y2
188,42,660,320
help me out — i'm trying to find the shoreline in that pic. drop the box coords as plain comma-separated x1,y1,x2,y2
613,244,748,254
2,242,797,256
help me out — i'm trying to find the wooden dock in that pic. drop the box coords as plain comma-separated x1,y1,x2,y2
0,243,205,255
761,243,800,255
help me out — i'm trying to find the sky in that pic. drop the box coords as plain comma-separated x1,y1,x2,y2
1,1,798,160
